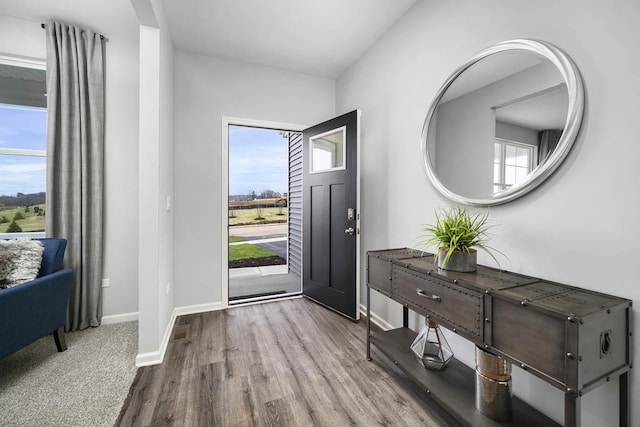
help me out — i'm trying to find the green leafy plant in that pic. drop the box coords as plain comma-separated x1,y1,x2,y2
417,206,504,268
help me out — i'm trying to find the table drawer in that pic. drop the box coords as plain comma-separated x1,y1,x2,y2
392,265,483,340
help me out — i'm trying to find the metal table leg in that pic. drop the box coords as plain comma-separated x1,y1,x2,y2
366,286,372,361
403,305,409,328
564,392,581,427
620,371,629,427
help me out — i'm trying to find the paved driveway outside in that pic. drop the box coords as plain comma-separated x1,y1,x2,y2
229,223,288,259
230,223,287,237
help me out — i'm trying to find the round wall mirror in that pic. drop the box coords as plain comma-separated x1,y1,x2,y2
421,39,584,206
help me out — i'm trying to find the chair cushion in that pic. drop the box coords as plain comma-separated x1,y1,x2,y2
37,238,67,277
0,239,44,287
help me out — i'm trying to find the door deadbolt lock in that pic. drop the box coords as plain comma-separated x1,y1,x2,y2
347,208,355,221
344,227,355,236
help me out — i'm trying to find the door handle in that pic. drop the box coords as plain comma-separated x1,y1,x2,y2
417,289,441,302
344,227,355,236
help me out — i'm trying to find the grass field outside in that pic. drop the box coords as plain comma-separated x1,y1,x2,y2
229,243,278,261
0,205,45,233
228,207,286,226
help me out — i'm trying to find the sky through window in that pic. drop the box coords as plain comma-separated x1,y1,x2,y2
229,125,288,196
0,103,47,197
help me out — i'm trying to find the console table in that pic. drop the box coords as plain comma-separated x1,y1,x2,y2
366,248,632,427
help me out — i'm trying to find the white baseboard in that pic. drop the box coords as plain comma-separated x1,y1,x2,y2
101,311,138,324
134,302,223,367
135,309,177,367
135,350,163,367
360,303,393,331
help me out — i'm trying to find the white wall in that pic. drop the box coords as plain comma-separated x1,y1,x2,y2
137,23,160,358
156,0,175,356
0,13,140,319
0,15,45,58
337,0,639,425
173,52,335,308
496,121,538,147
102,24,140,320
134,0,175,362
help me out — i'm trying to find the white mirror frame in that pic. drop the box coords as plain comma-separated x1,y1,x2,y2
421,39,585,206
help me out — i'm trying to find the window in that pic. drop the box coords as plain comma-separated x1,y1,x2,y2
493,138,537,194
0,59,47,235
310,127,345,173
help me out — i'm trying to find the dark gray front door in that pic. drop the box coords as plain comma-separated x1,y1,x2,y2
303,110,360,320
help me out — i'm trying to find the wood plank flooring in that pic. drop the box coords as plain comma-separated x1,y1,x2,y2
115,298,458,426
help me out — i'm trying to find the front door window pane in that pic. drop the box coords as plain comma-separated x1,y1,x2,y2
310,127,345,173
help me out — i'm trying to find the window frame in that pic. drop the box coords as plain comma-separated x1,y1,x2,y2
0,54,47,239
493,138,538,194
309,126,346,174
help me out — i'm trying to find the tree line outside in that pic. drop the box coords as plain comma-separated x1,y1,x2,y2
229,189,286,202
229,189,287,226
1,187,284,233
0,192,46,233
0,204,46,233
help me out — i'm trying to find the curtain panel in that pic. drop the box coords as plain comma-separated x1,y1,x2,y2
538,129,562,165
45,22,104,331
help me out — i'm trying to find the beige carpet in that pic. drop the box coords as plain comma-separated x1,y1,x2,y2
0,322,138,427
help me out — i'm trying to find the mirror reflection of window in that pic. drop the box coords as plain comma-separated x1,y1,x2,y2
493,139,537,194
310,128,345,173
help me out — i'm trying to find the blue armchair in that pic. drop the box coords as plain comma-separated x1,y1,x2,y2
0,238,73,360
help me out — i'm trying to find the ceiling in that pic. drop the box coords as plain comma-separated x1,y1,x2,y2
161,0,416,78
495,86,568,130
0,0,140,40
0,0,417,78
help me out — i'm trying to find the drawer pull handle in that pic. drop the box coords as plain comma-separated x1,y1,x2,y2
417,289,441,302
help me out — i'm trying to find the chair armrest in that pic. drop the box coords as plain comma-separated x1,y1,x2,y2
0,269,73,359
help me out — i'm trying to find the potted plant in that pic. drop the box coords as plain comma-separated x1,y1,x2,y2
417,206,504,272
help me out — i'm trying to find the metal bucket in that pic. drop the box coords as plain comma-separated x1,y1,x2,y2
476,345,511,380
475,346,512,421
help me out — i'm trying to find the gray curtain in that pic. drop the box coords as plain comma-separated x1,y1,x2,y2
538,129,562,165
45,22,104,331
